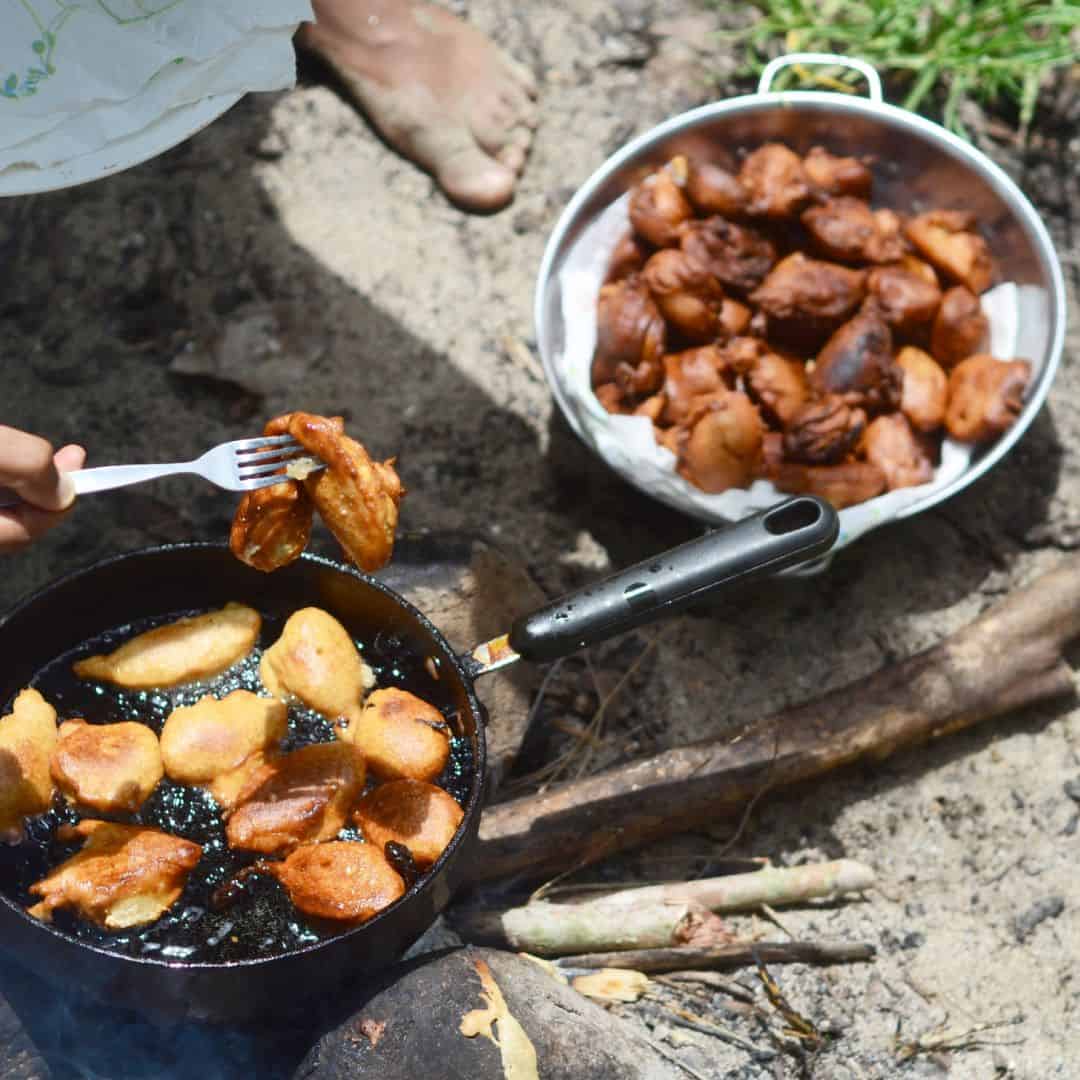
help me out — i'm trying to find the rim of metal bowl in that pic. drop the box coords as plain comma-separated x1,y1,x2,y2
534,88,1067,529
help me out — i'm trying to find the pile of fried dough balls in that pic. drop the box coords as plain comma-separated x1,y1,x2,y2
591,143,1032,509
0,602,462,931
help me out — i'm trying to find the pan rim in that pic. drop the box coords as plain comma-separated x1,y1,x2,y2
0,541,488,972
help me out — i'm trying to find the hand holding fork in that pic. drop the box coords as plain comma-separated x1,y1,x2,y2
0,425,323,553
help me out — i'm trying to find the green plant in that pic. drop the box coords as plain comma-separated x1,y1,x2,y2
716,0,1080,137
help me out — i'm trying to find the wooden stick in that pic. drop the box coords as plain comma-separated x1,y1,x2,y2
474,555,1080,883
556,940,876,974
453,860,873,955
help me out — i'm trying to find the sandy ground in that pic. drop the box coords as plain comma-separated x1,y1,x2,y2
1,1,1079,1077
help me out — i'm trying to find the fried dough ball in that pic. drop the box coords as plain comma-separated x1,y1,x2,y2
867,265,942,333
743,349,810,427
604,229,649,283
930,286,989,368
678,392,763,493
226,742,366,856
719,297,753,338
340,688,450,783
73,603,261,690
660,346,733,426
896,346,948,432
160,690,287,786
811,300,901,413
738,143,811,219
27,820,201,929
749,253,866,340
801,197,904,265
51,720,163,815
262,841,405,923
353,779,464,870
0,689,57,844
783,396,866,465
684,160,749,217
260,607,374,719
642,249,725,342
679,216,776,295
230,412,317,572
862,413,935,491
628,168,694,248
905,210,994,294
592,276,667,395
773,460,887,509
802,146,873,198
280,412,405,574
945,356,1031,442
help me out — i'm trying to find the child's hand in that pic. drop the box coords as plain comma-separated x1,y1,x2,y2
0,426,86,552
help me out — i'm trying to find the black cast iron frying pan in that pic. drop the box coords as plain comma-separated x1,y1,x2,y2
0,496,837,1023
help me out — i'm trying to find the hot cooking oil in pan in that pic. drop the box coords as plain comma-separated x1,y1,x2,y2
0,609,474,964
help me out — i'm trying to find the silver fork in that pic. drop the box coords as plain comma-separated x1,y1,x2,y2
0,435,325,509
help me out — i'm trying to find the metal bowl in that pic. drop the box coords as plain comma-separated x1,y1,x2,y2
534,54,1067,559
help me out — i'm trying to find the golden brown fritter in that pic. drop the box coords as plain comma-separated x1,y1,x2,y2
738,143,811,219
282,412,405,573
802,146,873,199
867,265,942,334
679,216,776,296
862,413,935,491
896,346,948,433
782,397,866,465
642,249,725,342
905,210,994,294
749,253,866,336
811,300,902,413
340,688,450,783
260,607,374,719
27,820,201,929
51,720,163,815
945,356,1031,442
684,159,749,218
73,603,261,689
743,348,810,427
0,689,57,844
353,779,464,870
262,841,404,923
802,197,904,265
592,275,667,396
225,742,366,856
160,690,287,786
677,392,764,494
660,346,733,427
627,167,694,248
930,286,989,368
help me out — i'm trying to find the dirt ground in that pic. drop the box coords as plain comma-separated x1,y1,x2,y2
2,1,1078,1077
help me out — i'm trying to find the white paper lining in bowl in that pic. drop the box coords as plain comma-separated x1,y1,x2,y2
554,192,1027,551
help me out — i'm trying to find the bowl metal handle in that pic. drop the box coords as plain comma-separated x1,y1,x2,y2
757,52,883,103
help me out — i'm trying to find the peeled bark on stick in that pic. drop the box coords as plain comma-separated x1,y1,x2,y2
454,860,874,955
475,555,1080,884
556,940,876,974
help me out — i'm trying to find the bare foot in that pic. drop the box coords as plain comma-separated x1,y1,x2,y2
299,0,538,212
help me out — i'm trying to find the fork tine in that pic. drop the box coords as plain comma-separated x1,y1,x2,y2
236,446,311,468
239,457,325,480
231,435,300,454
237,472,298,492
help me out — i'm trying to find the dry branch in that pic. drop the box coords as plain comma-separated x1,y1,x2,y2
557,940,876,973
453,860,874,955
475,556,1080,883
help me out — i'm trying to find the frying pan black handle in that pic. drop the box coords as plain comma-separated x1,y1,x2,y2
507,495,839,663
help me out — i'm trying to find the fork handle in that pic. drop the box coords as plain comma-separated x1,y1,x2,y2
0,463,194,508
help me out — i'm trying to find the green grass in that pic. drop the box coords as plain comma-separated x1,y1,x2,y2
713,0,1080,138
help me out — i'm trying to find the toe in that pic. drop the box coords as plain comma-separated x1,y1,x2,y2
436,144,517,212
495,124,533,175
503,55,538,98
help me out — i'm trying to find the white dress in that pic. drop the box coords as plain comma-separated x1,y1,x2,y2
0,0,312,194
